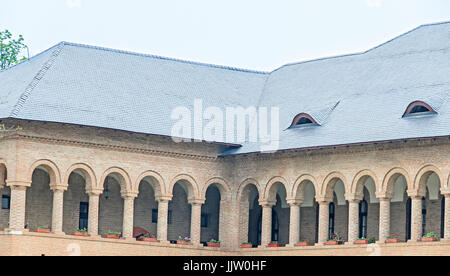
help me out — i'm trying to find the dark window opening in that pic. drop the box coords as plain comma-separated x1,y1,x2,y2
441,197,445,239
79,202,89,230
152,209,158,223
296,117,313,125
272,210,279,242
422,197,427,236
201,213,209,228
168,210,172,225
1,195,10,210
403,101,435,117
406,198,412,241
329,202,335,238
359,200,368,239
315,202,319,243
410,105,431,114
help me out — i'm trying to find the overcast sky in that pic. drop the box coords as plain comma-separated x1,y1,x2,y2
1,0,450,71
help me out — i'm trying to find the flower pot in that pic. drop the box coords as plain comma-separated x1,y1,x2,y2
354,240,369,245
296,241,310,247
240,244,253,248
36,228,51,233
138,237,157,242
105,234,120,239
74,231,88,237
268,243,280,247
207,242,221,248
325,241,341,245
385,238,400,244
177,240,190,245
421,237,437,242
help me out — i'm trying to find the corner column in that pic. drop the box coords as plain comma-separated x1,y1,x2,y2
445,194,450,240
122,192,137,240
7,181,30,230
157,196,171,243
87,189,102,237
260,200,275,247
51,185,68,235
190,199,205,246
378,197,391,243
287,199,302,247
317,201,330,245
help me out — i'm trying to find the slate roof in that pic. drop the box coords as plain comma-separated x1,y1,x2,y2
1,21,450,156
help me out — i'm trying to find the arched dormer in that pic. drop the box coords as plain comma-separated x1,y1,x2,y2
403,101,436,117
290,113,319,127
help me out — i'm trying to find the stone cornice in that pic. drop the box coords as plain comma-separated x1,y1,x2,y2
3,134,218,162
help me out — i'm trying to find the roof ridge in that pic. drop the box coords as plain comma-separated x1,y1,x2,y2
61,41,269,75
270,20,450,73
9,43,65,118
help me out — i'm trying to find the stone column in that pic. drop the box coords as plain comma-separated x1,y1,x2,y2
157,197,171,243
410,196,423,242
190,200,204,246
378,198,391,243
8,182,30,230
260,201,274,247
445,194,450,240
51,186,67,235
347,200,360,244
87,189,102,237
122,192,137,240
287,199,302,246
317,201,330,245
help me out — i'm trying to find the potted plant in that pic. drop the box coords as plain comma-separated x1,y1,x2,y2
74,228,88,237
36,226,51,233
105,231,121,239
325,233,343,245
207,239,221,248
385,234,400,243
138,233,157,242
421,232,438,242
368,237,376,244
240,242,253,248
296,240,310,246
177,236,191,245
354,238,369,245
268,241,280,247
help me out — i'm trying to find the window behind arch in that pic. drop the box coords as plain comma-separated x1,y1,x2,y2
359,200,368,239
329,203,335,238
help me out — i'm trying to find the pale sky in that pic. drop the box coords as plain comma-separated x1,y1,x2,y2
1,0,450,71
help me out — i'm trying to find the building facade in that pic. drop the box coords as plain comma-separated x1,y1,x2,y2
1,21,450,255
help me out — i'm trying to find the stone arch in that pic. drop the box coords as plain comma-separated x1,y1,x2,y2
263,176,289,203
351,170,379,200
236,178,262,202
321,172,347,202
64,163,97,191
202,177,231,202
0,160,7,187
28,159,61,188
382,167,411,198
236,178,261,246
135,170,166,199
169,174,199,201
99,167,132,194
291,174,317,201
414,165,444,197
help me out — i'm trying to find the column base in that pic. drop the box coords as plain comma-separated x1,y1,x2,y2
52,231,66,236
192,243,204,248
4,228,28,234
122,237,135,241
158,240,171,245
285,243,296,248
376,241,386,244
88,234,101,239
407,239,420,244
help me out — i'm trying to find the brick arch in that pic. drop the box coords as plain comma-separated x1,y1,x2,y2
290,174,317,201
0,159,7,187
169,174,199,201
414,165,444,197
381,167,411,198
236,178,262,202
263,176,289,202
201,177,231,202
403,101,435,117
99,167,132,194
28,159,61,188
320,172,347,202
134,170,166,198
64,163,97,191
351,170,379,199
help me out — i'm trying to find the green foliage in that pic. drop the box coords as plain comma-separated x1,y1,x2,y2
0,29,27,71
208,239,221,244
368,237,376,244
423,232,437,238
107,231,120,236
75,228,87,233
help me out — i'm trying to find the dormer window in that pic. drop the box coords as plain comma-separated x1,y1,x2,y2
403,101,436,117
290,113,318,127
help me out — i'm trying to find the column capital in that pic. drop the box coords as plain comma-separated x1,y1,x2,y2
156,195,173,202
50,184,68,192
344,193,363,202
286,198,303,206
259,200,275,208
316,198,332,205
121,191,138,199
87,188,103,196
441,188,450,196
407,189,423,199
6,180,31,188
189,199,205,206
